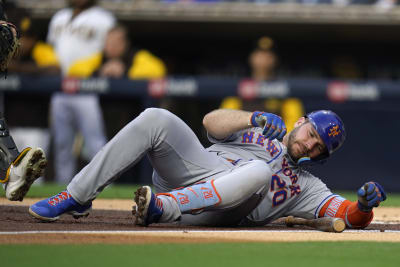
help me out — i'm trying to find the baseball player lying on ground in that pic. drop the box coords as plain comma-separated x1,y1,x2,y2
29,107,386,228
0,0,47,202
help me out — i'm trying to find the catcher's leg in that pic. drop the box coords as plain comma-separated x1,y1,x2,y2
0,117,47,201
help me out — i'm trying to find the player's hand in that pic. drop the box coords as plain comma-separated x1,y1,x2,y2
250,111,287,140
357,182,387,212
99,59,125,78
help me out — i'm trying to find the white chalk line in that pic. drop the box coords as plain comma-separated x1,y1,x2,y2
373,221,399,224
1,229,400,235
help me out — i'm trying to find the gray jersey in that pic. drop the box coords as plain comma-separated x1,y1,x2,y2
207,128,336,225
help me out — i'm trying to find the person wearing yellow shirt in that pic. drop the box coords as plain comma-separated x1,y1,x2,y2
7,5,59,75
90,24,166,80
220,36,304,133
68,24,166,80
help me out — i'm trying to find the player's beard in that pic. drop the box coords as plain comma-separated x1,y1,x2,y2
286,125,306,162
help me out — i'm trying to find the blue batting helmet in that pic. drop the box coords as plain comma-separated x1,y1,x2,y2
306,110,346,158
297,110,346,166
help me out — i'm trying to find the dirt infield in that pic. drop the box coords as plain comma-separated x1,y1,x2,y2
1,198,400,244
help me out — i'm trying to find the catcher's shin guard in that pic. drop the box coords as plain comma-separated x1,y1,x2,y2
0,117,20,183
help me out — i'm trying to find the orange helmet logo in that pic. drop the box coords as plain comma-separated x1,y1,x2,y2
328,125,341,137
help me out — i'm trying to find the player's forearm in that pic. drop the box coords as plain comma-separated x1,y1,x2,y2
319,198,373,229
203,109,253,140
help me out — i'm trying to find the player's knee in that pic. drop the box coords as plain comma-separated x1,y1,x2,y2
130,108,175,135
141,108,172,124
246,160,272,186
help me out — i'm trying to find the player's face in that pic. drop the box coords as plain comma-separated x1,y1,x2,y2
287,120,326,161
104,29,128,59
249,50,276,71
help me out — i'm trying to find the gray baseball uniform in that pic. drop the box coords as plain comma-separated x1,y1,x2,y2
67,108,335,226
48,6,115,184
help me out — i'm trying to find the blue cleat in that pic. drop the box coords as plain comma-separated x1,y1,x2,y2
133,186,163,226
29,190,91,222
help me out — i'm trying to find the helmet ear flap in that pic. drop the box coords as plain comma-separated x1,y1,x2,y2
297,157,311,165
296,152,328,166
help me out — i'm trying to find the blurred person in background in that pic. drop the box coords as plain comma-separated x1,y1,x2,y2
94,24,166,80
220,37,277,112
6,3,60,75
248,37,277,82
47,0,115,184
93,24,167,185
221,36,304,133
330,55,362,80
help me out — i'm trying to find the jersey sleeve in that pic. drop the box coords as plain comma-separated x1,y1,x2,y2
67,52,102,78
318,195,373,229
101,9,116,32
207,128,256,144
207,132,237,144
46,10,63,45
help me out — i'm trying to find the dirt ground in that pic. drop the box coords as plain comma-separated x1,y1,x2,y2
1,198,400,244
